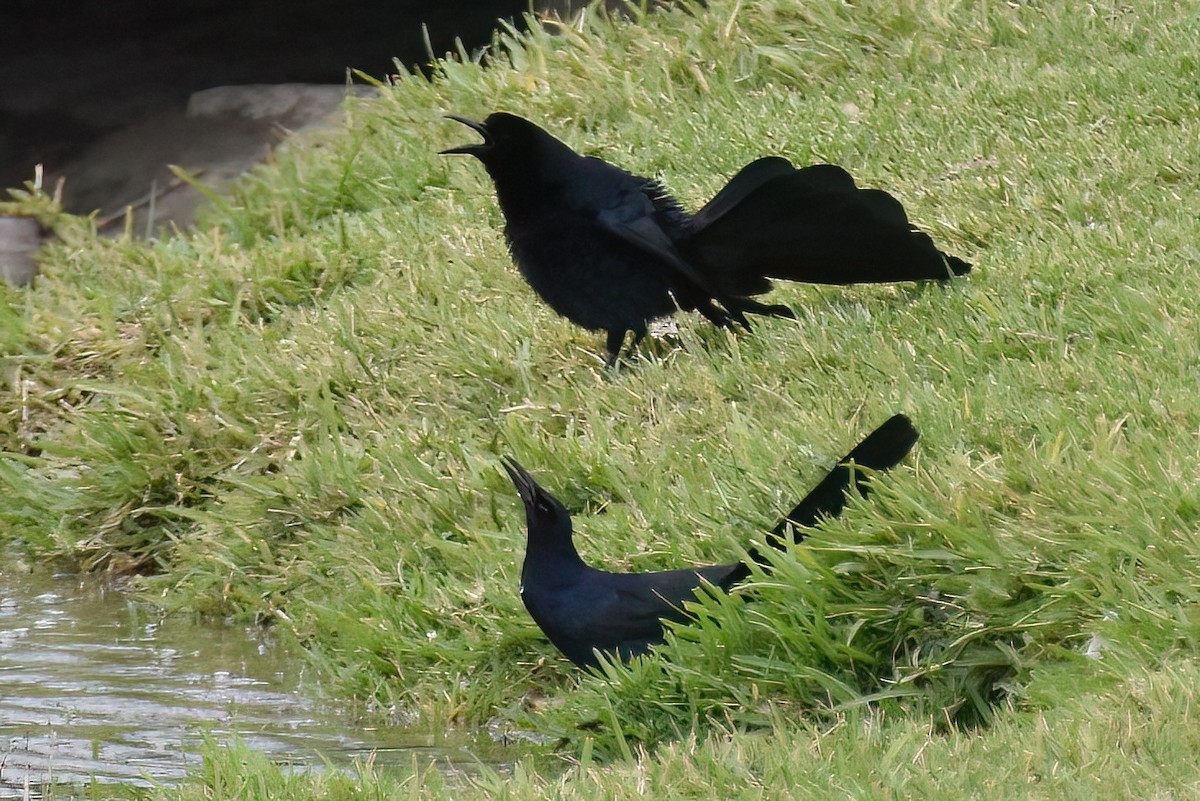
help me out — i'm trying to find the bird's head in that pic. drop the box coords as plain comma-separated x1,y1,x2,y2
441,112,548,161
441,113,582,201
440,114,494,159
500,456,575,547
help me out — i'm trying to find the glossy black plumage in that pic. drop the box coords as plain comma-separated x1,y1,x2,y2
444,113,970,363
501,414,919,669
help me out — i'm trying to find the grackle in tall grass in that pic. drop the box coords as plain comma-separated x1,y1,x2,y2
444,113,970,364
500,413,918,669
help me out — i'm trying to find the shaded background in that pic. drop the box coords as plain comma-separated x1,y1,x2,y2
0,0,591,222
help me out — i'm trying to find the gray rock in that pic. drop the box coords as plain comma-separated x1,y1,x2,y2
53,84,372,236
187,83,372,128
0,215,41,286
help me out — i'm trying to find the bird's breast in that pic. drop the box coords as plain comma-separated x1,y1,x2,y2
505,224,681,332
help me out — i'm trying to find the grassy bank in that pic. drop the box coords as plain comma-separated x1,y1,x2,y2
3,0,1199,795
171,658,1200,799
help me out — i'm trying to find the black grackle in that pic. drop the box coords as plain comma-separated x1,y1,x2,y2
500,413,919,669
444,113,970,364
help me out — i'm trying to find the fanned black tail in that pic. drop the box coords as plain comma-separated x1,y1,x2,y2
682,160,971,304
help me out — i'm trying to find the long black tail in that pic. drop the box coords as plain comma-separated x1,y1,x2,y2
767,413,918,544
683,160,971,301
728,414,918,582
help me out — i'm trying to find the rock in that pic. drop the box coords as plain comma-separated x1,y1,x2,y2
0,215,41,286
53,84,372,235
186,84,372,128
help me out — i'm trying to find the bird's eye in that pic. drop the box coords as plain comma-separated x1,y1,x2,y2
535,498,552,513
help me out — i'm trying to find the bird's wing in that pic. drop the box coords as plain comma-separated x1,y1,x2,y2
616,564,742,620
648,562,746,605
594,198,735,304
690,157,799,230
562,582,678,656
565,158,700,282
579,563,743,652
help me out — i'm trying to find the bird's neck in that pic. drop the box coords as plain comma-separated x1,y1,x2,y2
522,527,587,579
485,147,581,222
491,175,544,223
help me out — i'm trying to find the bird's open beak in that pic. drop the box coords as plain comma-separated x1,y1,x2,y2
500,456,537,505
440,115,491,156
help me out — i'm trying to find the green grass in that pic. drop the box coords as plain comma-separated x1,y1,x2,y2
2,0,1199,795
167,658,1200,800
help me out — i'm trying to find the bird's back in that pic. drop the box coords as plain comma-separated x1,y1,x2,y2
500,156,708,336
521,560,741,668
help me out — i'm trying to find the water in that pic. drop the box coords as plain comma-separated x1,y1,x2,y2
0,569,503,797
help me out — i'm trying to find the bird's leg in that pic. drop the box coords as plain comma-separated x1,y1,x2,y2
605,329,628,366
691,302,734,330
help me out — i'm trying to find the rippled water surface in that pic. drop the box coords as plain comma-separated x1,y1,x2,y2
0,570,502,797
